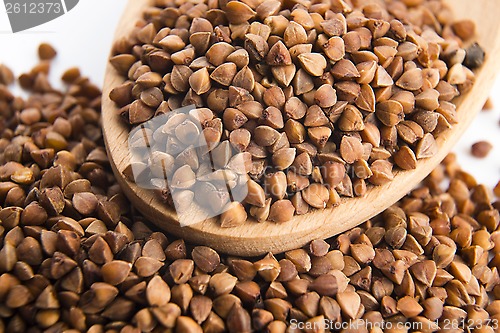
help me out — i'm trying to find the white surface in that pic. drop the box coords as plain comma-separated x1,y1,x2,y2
454,87,500,189
0,1,499,190
0,0,128,93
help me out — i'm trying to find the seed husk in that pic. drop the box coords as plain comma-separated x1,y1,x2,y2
302,184,329,209
397,121,424,144
189,67,211,95
283,21,308,47
225,1,256,24
465,42,485,69
368,160,394,186
338,105,365,131
263,171,286,200
268,200,295,223
471,141,493,158
394,146,417,170
314,85,337,108
101,261,132,286
38,43,57,60
336,291,360,319
298,53,327,77
210,63,237,86
376,100,404,127
270,148,295,171
340,136,363,164
415,133,438,159
321,162,346,188
245,34,269,63
396,68,423,90
250,198,271,222
220,202,247,228
0,64,14,85
147,275,171,307
266,41,292,66
192,246,221,273
253,126,280,147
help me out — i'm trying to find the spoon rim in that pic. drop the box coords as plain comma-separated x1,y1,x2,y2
102,0,500,256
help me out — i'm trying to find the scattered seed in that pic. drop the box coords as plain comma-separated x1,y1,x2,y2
38,43,57,60
471,141,493,158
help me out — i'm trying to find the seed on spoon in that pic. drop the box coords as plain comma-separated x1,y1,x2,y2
175,120,201,145
250,198,272,222
302,184,329,209
159,35,186,52
101,260,132,286
268,199,295,223
220,202,247,228
171,165,196,190
272,148,296,171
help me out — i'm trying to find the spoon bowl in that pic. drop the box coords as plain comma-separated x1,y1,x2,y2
103,0,500,256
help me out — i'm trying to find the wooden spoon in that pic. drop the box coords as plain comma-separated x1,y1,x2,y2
103,0,500,256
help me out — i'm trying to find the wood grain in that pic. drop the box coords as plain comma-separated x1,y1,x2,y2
102,0,500,256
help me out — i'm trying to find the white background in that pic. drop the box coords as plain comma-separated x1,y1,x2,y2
0,0,499,190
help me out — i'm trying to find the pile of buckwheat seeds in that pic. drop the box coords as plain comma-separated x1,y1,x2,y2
109,0,485,225
2,46,500,332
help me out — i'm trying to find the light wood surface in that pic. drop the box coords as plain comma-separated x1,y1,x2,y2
102,0,500,256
